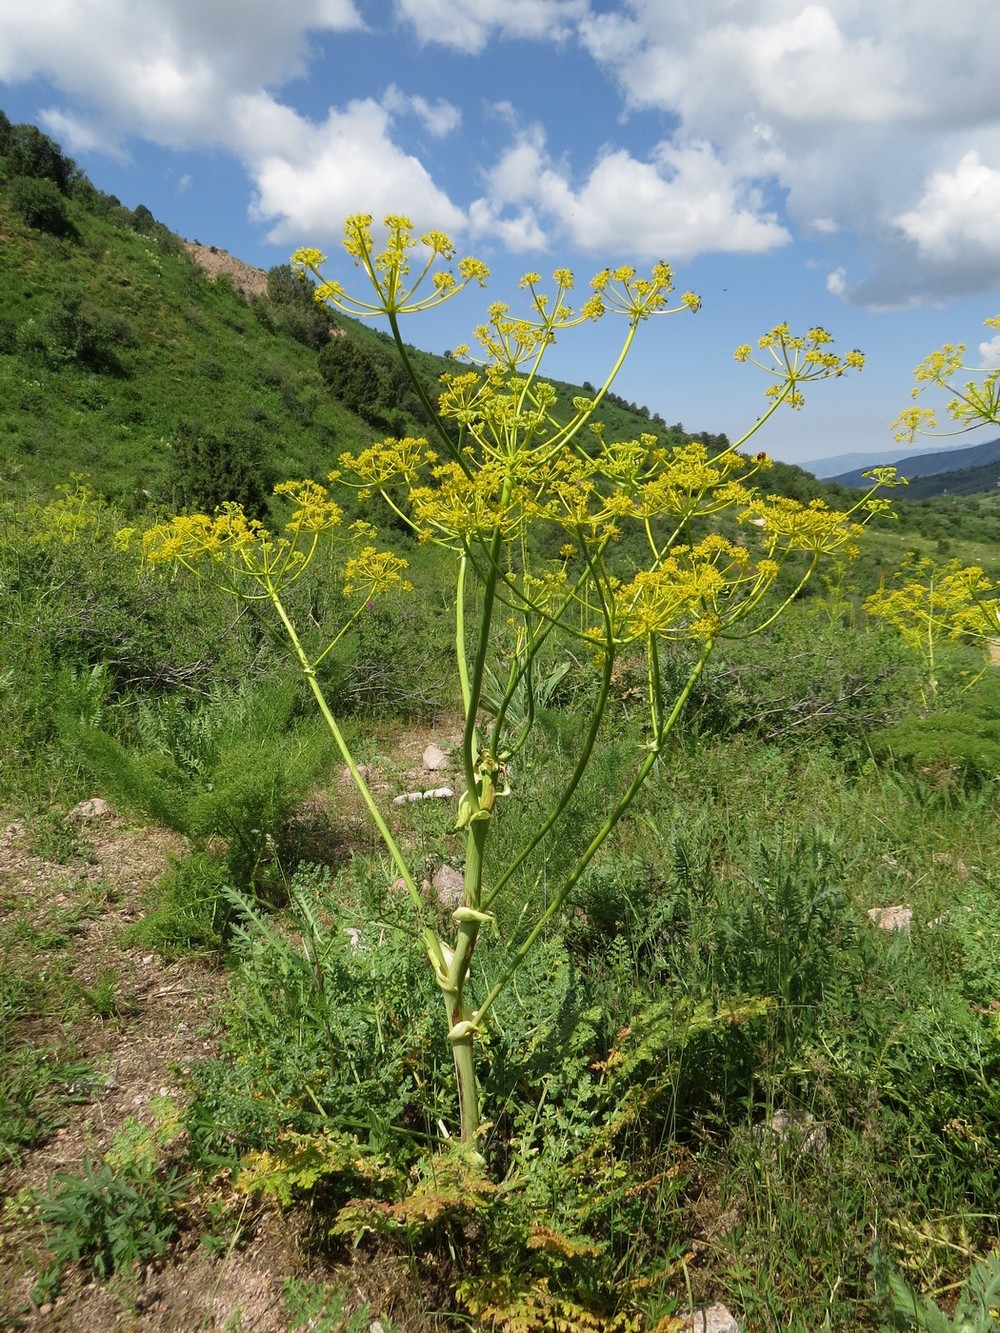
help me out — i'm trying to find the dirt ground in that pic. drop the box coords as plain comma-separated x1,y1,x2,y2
0,727,465,1331
0,805,319,1331
0,796,418,1332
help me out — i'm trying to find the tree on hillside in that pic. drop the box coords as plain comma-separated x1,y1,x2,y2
257,264,332,349
3,123,75,192
7,175,75,237
168,423,274,521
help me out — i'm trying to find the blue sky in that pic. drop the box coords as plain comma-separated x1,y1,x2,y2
3,0,1000,470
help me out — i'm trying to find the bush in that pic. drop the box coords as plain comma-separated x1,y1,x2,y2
69,677,334,892
871,672,1000,784
166,421,275,520
3,123,75,191
7,175,75,237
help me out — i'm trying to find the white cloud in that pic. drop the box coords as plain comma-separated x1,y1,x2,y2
391,0,586,54
896,151,1000,261
826,268,847,299
572,1,1000,305
473,129,790,261
4,0,1000,302
980,335,1000,368
0,1,469,247
248,100,465,245
37,107,127,158
381,85,461,138
0,0,365,149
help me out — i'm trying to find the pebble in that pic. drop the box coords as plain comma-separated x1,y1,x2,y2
391,787,454,804
422,743,450,771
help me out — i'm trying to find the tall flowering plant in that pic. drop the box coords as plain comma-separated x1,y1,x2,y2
866,313,1000,695
144,214,886,1145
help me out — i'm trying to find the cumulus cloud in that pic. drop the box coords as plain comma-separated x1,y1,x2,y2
980,335,1000,369
471,126,790,260
0,0,365,149
3,0,1000,303
896,151,1000,261
0,0,466,244
248,100,465,244
381,85,462,138
391,0,587,54
572,1,1000,306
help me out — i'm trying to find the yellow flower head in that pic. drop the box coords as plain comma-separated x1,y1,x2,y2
342,545,412,600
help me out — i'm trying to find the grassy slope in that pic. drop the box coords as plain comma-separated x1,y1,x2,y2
0,191,370,506
1,129,997,579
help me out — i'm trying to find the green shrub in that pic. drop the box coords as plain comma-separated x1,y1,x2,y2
871,672,1000,784
184,864,448,1164
69,678,334,891
166,420,275,519
7,175,74,236
36,1153,187,1298
124,852,236,954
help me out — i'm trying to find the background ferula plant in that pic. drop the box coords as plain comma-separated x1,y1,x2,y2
891,312,1000,441
144,213,886,1149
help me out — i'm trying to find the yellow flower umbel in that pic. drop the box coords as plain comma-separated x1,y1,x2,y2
734,324,865,411
143,484,409,651
891,315,1000,442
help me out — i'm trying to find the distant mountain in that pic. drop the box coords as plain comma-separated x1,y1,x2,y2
898,459,1000,500
825,437,1000,490
806,445,970,478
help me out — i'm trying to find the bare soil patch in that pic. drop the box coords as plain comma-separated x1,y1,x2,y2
0,730,465,1330
0,809,321,1331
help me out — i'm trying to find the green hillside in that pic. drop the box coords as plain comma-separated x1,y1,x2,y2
3,109,998,581
898,458,1000,500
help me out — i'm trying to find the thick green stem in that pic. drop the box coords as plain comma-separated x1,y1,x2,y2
444,816,490,1142
449,1018,479,1144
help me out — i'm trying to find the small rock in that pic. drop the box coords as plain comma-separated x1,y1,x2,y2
69,797,114,820
683,1304,739,1333
867,905,913,932
422,743,450,771
391,787,454,805
432,864,465,909
932,851,970,877
754,1108,827,1156
37,1304,53,1317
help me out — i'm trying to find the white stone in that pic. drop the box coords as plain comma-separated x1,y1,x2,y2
422,743,450,771
867,904,913,932
683,1304,739,1333
391,787,454,805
